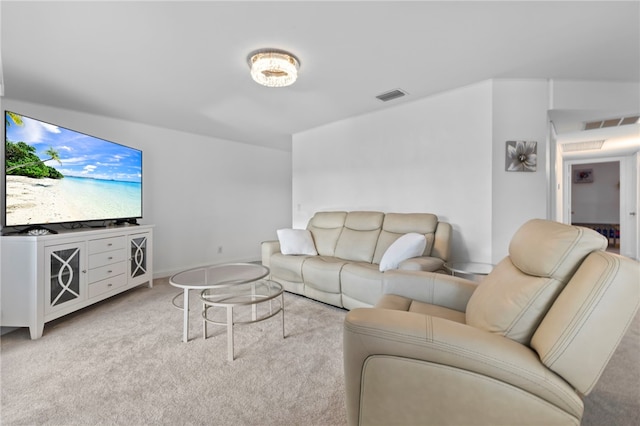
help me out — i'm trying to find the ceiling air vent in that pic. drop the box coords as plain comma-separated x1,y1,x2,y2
584,115,640,130
561,140,605,152
620,115,640,125
376,89,407,102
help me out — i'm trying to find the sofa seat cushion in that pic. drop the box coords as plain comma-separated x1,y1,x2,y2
376,294,466,324
397,256,445,272
269,253,309,283
341,263,384,308
302,256,348,294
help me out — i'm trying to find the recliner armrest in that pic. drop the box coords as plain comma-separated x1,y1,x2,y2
343,308,583,424
261,240,280,269
382,269,477,312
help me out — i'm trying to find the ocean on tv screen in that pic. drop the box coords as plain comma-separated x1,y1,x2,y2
5,111,142,227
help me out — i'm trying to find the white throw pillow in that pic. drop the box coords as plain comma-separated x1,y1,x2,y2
379,233,427,272
277,229,318,256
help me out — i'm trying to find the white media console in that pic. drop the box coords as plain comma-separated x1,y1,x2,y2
1,224,154,339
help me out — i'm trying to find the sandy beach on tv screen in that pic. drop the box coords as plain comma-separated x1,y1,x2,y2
5,175,82,225
6,175,141,227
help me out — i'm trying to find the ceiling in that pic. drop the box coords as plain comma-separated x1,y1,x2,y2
2,1,639,152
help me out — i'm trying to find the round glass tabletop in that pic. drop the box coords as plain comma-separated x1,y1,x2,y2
444,262,494,276
169,262,269,290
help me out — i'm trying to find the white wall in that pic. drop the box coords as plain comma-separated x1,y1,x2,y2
5,80,635,274
491,80,550,262
292,79,638,264
293,81,494,263
1,99,292,277
293,79,553,264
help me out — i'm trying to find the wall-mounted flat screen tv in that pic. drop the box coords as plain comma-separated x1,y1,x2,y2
3,111,142,229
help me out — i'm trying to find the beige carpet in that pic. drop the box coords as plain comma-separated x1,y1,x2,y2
1,278,347,425
1,277,638,425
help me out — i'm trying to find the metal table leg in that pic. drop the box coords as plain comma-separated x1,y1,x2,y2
227,305,234,361
182,288,190,342
281,292,285,338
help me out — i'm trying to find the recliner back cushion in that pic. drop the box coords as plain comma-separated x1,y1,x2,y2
307,211,347,256
530,251,640,395
466,219,608,345
466,258,564,344
509,219,607,282
373,213,438,264
335,211,384,262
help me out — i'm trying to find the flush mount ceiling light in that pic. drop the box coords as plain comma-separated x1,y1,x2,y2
247,49,300,87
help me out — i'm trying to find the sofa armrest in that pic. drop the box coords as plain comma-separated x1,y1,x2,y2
397,256,445,273
431,221,452,261
343,308,583,425
382,269,477,312
261,240,281,269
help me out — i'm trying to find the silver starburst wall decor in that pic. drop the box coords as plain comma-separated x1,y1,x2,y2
505,141,537,172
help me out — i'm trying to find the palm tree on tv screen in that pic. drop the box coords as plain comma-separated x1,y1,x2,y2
5,114,63,178
5,142,63,178
5,111,23,127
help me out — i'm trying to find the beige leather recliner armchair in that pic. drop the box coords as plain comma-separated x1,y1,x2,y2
344,219,640,426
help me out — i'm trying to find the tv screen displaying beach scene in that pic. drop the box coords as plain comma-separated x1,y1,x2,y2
4,111,142,228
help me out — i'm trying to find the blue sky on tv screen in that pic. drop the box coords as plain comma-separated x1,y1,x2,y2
6,112,142,183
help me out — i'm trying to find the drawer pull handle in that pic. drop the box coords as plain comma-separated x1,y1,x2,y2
108,243,113,246
108,283,113,287
107,270,113,273
108,256,113,260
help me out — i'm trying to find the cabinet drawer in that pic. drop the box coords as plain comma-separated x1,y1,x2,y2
88,236,126,255
88,274,126,299
89,249,127,269
88,261,126,283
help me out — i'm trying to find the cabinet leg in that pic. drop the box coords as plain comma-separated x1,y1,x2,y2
29,323,44,340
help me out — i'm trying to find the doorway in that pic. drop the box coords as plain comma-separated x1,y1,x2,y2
562,155,638,260
569,161,620,253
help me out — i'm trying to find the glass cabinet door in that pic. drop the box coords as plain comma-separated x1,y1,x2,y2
129,234,149,282
45,242,86,314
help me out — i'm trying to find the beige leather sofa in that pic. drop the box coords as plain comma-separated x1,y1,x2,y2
343,219,640,425
261,211,452,310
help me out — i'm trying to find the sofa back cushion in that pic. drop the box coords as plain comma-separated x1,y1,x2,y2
466,219,608,345
372,213,438,264
334,211,385,262
307,211,347,256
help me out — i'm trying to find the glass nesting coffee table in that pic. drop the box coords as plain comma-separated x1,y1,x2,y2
169,263,285,361
444,262,494,279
